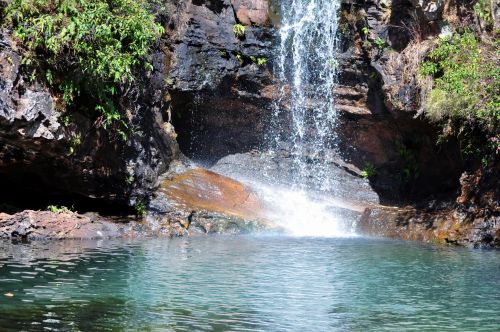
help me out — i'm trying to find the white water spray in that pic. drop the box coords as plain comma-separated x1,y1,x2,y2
257,0,353,236
253,183,358,237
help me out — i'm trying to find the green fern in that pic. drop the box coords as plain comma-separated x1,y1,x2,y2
5,0,164,137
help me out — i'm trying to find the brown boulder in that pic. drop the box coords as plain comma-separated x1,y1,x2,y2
148,167,277,235
231,0,269,26
160,168,263,220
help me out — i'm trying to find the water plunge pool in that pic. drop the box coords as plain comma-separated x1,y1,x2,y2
0,236,499,331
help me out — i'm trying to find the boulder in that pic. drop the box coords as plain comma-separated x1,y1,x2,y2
147,167,277,236
231,0,269,26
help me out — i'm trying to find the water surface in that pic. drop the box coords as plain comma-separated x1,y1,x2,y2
0,237,499,331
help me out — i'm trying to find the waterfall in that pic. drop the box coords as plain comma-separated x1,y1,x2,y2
213,0,365,237
255,0,357,237
269,0,341,192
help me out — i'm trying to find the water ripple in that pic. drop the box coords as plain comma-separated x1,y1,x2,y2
0,237,499,331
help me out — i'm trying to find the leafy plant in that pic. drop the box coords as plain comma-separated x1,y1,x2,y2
5,0,164,136
250,56,267,66
125,174,134,185
374,37,386,49
68,133,81,156
236,53,243,64
60,115,71,127
474,0,493,31
47,205,74,214
233,24,246,38
361,163,377,179
397,142,419,184
362,26,369,35
135,200,146,217
419,31,499,157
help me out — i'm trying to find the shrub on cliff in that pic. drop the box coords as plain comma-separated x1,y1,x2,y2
4,0,164,138
420,31,499,158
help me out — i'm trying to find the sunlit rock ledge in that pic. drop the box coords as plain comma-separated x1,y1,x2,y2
147,167,279,236
0,167,279,241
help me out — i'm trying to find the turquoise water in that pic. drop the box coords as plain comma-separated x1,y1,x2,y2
0,236,499,331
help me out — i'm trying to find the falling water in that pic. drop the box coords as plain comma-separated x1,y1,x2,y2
256,0,356,236
214,0,364,236
269,0,341,192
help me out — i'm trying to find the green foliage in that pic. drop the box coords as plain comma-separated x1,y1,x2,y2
135,200,146,217
419,31,499,157
360,163,377,179
362,26,369,35
474,0,493,31
125,174,134,185
236,53,243,64
250,55,267,66
5,0,164,135
47,205,74,214
60,115,71,126
233,24,246,38
374,37,386,49
68,133,81,155
256,57,267,66
397,142,419,184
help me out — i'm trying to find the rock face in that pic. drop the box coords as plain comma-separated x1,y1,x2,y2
358,203,500,248
166,0,274,161
231,0,269,25
0,25,179,206
147,166,276,236
333,1,465,202
340,0,500,247
0,211,124,240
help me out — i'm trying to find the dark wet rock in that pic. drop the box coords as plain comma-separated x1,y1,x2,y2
334,1,466,202
211,151,380,206
336,0,499,248
166,0,275,161
357,158,500,248
147,166,277,236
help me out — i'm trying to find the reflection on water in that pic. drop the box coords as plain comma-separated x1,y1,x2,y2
0,237,499,331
